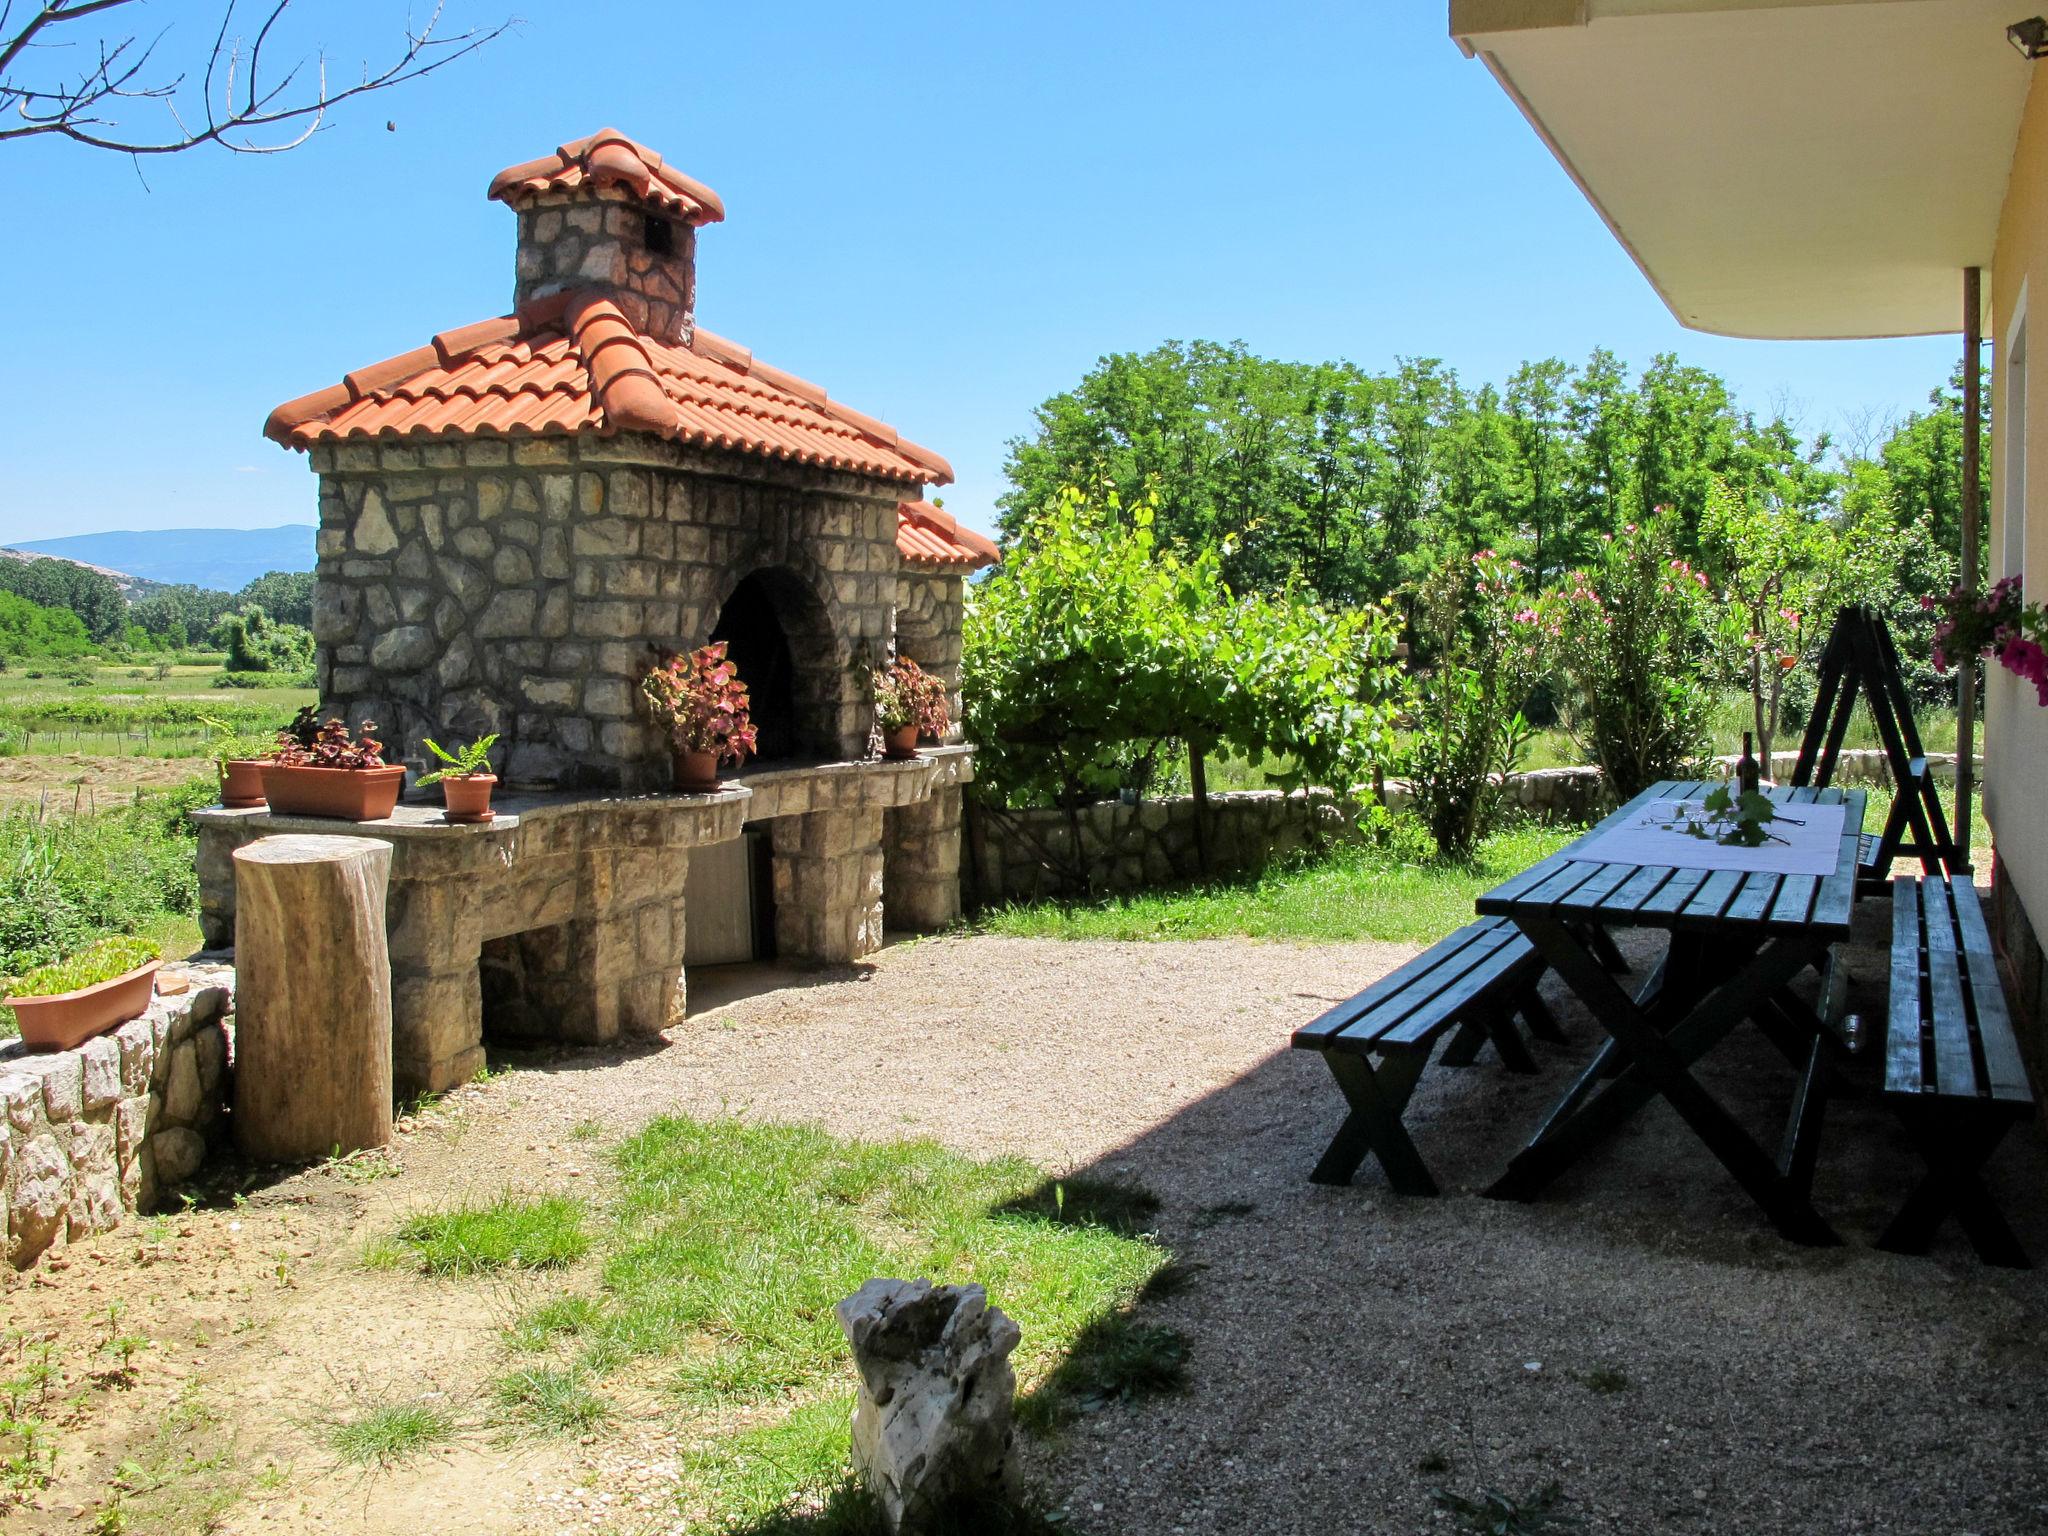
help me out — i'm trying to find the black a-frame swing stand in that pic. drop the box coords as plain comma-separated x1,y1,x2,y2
1789,606,1961,889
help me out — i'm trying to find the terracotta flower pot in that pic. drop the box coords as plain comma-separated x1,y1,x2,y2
219,759,268,809
259,763,406,821
6,962,160,1053
883,724,921,760
673,748,721,793
441,773,497,824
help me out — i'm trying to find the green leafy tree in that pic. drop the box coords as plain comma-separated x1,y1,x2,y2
234,570,315,629
0,557,126,641
962,489,1402,867
1504,357,1578,583
0,590,93,659
1700,478,1909,767
212,605,313,675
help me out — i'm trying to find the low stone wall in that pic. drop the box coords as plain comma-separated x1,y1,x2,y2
966,748,1985,907
1,974,233,1269
966,789,1358,905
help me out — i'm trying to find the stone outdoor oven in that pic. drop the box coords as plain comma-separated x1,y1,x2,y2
192,130,997,1095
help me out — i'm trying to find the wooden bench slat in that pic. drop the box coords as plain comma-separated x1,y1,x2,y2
1960,945,2033,1104
1919,876,1960,953
1376,938,1544,1050
1334,923,1528,1048
1951,876,1998,953
1926,949,1981,1097
1885,877,1926,1098
1290,918,1509,1049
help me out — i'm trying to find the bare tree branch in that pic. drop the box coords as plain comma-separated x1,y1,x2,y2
0,0,512,155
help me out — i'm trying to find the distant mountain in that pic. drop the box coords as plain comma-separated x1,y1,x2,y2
6,525,315,594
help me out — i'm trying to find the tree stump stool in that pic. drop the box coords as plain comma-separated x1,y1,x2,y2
232,834,394,1162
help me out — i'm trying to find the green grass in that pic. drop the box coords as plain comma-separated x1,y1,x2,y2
325,1400,457,1466
390,1193,590,1275
490,1363,609,1436
0,777,214,1033
977,821,1575,947
436,1117,1179,1531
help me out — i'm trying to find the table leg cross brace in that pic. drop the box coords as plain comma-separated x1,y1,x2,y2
1488,917,1841,1247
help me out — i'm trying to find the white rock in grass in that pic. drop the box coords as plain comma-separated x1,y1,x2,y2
836,1278,1020,1534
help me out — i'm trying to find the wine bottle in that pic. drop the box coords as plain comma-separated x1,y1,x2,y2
1737,731,1761,795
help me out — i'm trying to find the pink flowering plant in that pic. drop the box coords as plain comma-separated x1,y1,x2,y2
1928,575,2048,705
874,656,951,739
1527,512,1713,801
1402,550,1544,859
641,643,760,766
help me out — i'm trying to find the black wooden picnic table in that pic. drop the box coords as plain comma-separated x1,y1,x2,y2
1477,779,1868,1246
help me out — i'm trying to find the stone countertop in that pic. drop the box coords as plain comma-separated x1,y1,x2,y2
190,745,976,840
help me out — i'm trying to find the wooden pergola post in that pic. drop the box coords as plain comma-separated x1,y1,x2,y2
1957,266,1982,868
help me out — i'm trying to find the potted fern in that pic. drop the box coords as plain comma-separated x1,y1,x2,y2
417,733,500,824
874,657,950,759
641,643,759,792
202,717,281,809
259,715,407,820
4,936,161,1053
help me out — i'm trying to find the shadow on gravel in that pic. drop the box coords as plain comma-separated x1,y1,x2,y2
1024,913,2048,1535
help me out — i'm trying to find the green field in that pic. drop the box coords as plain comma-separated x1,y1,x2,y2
0,661,314,758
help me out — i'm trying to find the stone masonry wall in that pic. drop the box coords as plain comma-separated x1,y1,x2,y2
514,187,697,343
893,570,966,736
1,978,233,1269
966,748,1979,907
967,790,1359,906
310,435,905,792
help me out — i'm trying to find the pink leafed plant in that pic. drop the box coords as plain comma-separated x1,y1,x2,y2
641,643,760,767
874,657,951,740
271,716,387,770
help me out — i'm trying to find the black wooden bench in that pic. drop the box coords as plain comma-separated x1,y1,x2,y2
1881,874,2036,1267
1292,915,1559,1195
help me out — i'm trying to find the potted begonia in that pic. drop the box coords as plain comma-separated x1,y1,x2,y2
641,643,759,792
873,657,950,759
259,713,407,820
203,717,281,809
4,936,160,1052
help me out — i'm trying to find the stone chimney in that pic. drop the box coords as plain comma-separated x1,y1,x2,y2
488,128,725,345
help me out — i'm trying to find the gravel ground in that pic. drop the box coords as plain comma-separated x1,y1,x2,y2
12,923,2048,1535
508,923,2048,1535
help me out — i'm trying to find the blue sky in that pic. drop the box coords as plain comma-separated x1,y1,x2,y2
0,0,1962,547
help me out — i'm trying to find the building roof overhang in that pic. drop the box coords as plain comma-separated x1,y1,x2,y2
1451,0,2034,338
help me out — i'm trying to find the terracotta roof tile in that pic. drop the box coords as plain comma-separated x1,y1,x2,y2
488,128,725,224
266,291,952,487
897,501,999,571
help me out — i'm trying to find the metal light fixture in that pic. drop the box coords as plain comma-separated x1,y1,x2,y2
2009,16,2048,58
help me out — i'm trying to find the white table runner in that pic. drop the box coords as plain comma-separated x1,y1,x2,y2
1570,799,1850,878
